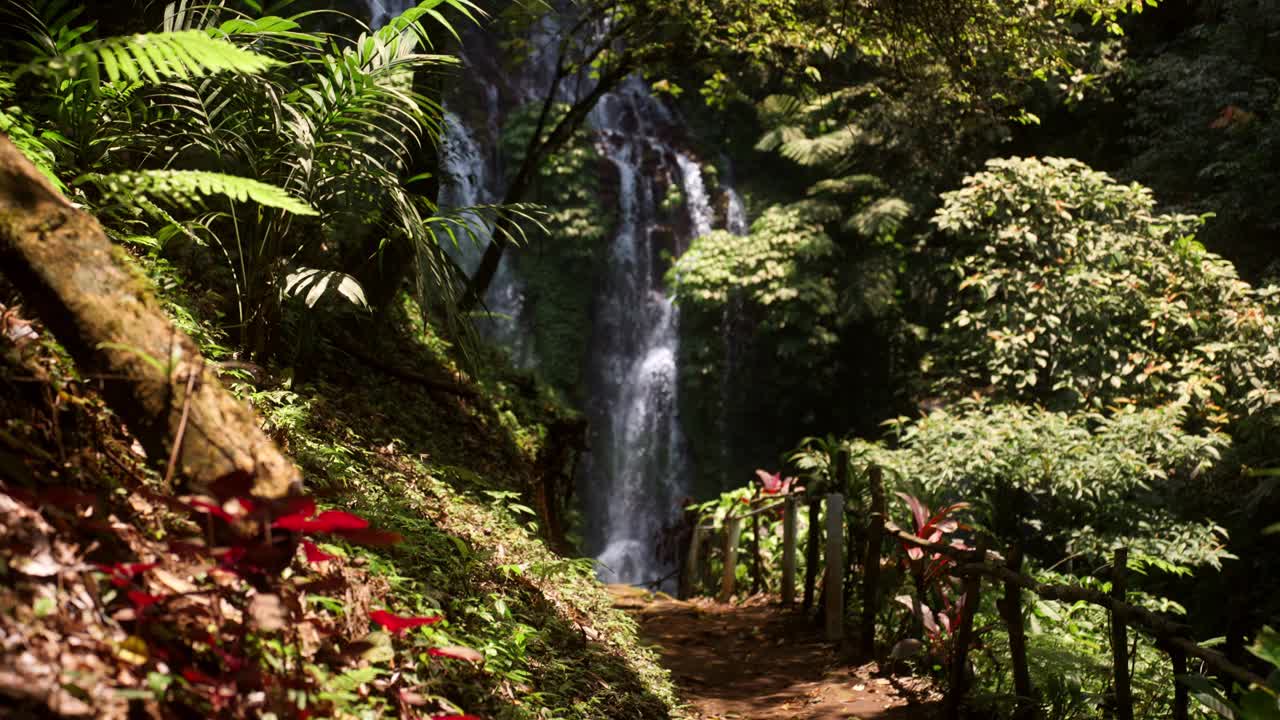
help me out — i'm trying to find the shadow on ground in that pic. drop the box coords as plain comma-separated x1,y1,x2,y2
613,588,942,720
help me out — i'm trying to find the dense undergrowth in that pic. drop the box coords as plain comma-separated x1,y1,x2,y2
0,273,679,718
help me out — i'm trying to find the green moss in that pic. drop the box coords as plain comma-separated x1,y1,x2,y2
501,103,615,402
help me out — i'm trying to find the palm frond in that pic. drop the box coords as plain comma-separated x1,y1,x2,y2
79,169,318,216
848,196,913,238
755,125,806,152
378,0,486,47
757,93,803,124
807,174,886,197
779,124,870,168
283,267,369,310
21,30,279,85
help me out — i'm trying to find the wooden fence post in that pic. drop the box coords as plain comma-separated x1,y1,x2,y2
861,466,885,658
825,493,845,642
751,489,764,594
803,498,821,611
835,448,858,604
947,537,986,720
1000,544,1034,720
1111,547,1133,720
719,516,743,602
681,525,705,599
782,496,798,606
1171,647,1189,720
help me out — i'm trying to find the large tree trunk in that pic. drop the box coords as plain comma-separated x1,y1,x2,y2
0,135,299,499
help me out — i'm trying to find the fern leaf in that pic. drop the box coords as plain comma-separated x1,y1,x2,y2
79,170,318,216
848,197,913,238
755,125,806,152
29,30,278,85
807,174,886,197
0,107,64,189
780,124,868,168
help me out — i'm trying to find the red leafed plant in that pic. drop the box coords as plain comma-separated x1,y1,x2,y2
370,609,442,636
301,539,337,563
96,561,157,587
79,484,484,719
272,497,369,534
891,492,978,664
895,491,971,583
754,469,800,495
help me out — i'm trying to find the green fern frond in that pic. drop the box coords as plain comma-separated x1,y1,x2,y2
757,94,803,124
755,125,806,152
28,30,279,85
779,124,869,168
78,170,318,216
806,174,886,197
0,106,64,189
848,196,913,238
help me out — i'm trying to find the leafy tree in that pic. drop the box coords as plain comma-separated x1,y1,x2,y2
931,156,1280,430
849,399,1231,569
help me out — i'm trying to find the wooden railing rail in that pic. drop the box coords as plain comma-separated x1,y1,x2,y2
678,466,1265,718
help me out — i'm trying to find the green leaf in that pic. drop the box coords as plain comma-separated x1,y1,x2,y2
1180,674,1241,719
78,170,318,216
1240,690,1280,720
1250,627,1280,671
283,268,370,310
24,30,278,86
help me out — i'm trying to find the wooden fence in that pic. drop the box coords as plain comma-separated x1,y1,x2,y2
680,466,1266,719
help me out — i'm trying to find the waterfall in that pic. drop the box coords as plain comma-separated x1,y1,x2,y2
675,154,715,238
590,138,681,585
436,112,533,364
726,188,749,236
366,1,745,588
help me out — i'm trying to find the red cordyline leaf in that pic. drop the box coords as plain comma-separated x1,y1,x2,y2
215,546,248,569
896,492,931,535
308,510,369,532
370,609,442,635
280,496,317,518
755,469,782,494
128,590,165,611
429,716,481,720
301,540,337,563
96,562,157,588
272,500,369,535
428,645,483,663
182,667,217,685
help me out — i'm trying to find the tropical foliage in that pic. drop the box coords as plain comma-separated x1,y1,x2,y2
931,156,1280,427
0,0,487,358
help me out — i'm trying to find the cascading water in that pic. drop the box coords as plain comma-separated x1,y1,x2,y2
437,112,532,364
368,1,747,587
579,72,733,586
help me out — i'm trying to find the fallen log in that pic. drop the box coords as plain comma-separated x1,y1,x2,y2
0,135,299,499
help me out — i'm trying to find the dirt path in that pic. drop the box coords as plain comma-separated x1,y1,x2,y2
610,587,940,720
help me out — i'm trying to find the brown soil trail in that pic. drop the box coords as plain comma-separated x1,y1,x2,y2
611,587,940,720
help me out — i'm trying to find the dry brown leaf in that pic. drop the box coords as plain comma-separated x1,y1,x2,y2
151,568,195,594
248,593,286,632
